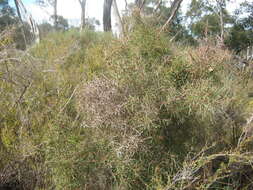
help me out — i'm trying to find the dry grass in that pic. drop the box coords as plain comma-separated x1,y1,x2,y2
77,76,129,128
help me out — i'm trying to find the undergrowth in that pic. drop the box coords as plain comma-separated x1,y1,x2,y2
0,27,252,189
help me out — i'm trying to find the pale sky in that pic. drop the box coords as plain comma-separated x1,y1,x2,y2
22,0,251,31
25,0,134,29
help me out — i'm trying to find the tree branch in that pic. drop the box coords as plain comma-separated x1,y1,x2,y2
159,0,183,33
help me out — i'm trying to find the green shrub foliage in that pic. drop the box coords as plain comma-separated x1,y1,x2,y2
0,27,251,189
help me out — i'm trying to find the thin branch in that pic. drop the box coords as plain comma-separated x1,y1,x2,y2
153,0,162,14
140,0,146,10
113,0,125,36
159,0,183,33
14,82,31,108
59,86,79,114
169,28,183,42
124,0,128,10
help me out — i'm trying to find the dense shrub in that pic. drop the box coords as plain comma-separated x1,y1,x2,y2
0,27,252,189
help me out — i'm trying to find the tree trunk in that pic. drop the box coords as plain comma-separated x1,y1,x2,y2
159,0,183,33
153,0,163,15
219,9,224,43
54,0,57,30
217,0,225,44
14,0,27,48
103,0,113,32
14,0,23,22
135,0,146,10
135,0,142,8
124,0,128,11
113,0,124,36
79,0,87,31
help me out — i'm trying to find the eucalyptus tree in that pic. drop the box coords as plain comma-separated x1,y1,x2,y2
135,0,146,9
187,0,231,43
130,0,184,33
0,0,17,31
216,0,226,42
113,0,124,36
37,0,58,29
78,0,86,31
225,1,253,52
103,0,113,31
160,0,183,32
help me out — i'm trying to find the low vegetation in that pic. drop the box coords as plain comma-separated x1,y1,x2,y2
1,26,253,190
